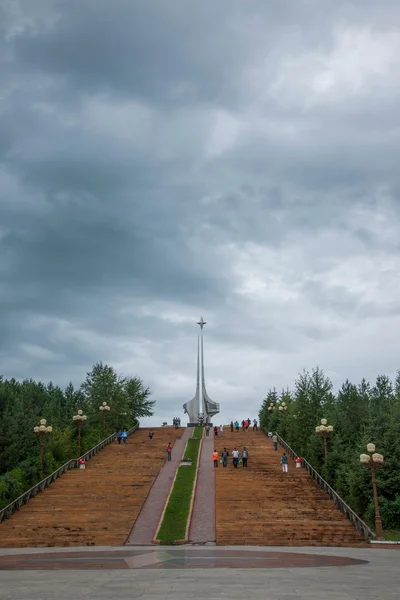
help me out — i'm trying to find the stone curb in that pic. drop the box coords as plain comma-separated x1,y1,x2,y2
184,432,203,542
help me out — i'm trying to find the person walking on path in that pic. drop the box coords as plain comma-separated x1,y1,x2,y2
232,447,239,468
253,419,258,431
122,430,127,444
281,452,289,473
221,448,229,468
148,431,154,440
272,434,278,451
213,449,219,468
205,425,210,437
117,430,123,444
166,442,173,461
219,424,224,438
230,421,234,432
242,447,248,467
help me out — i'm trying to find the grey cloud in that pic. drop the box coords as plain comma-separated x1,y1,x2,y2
1,0,400,424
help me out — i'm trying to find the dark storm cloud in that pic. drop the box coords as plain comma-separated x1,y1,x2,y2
1,0,400,423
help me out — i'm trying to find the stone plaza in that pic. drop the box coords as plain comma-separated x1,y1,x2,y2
0,545,398,600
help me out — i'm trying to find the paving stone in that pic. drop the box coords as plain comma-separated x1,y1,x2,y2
188,433,215,544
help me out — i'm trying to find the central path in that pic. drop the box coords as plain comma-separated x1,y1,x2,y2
125,428,192,545
188,432,215,544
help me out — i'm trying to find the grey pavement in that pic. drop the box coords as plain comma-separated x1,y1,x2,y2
0,545,399,599
188,432,215,543
125,428,192,545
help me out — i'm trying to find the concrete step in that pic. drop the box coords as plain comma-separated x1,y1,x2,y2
0,427,184,547
214,429,367,547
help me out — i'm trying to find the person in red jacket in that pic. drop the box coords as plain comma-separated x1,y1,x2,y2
212,449,219,468
166,442,172,461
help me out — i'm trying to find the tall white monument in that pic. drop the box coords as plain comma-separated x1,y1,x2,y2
183,317,220,425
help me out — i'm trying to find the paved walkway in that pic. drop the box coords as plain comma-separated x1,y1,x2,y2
0,545,398,599
125,428,192,545
189,432,215,543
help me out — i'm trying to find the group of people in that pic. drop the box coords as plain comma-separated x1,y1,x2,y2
230,419,258,432
212,447,249,468
172,417,181,428
117,430,128,444
205,425,223,437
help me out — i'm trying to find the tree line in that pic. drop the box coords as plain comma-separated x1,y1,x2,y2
0,362,155,509
259,367,400,531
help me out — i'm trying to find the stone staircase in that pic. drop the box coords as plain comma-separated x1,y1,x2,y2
0,427,183,547
213,428,367,546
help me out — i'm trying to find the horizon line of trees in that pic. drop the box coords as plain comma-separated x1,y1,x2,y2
0,362,155,509
259,367,400,531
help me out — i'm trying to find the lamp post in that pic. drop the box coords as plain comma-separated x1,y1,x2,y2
315,419,333,458
360,443,384,540
99,401,110,432
73,410,87,457
33,419,52,479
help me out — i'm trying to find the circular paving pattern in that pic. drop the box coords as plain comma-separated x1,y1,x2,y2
0,549,369,570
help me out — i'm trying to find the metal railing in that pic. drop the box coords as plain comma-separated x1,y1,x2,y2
0,423,139,524
263,429,375,542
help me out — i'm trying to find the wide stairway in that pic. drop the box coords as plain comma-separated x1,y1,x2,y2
0,427,183,547
214,428,366,546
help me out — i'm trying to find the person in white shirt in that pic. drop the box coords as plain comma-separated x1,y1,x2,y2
232,448,239,468
219,425,224,438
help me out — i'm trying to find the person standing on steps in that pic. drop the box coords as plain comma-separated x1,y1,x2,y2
148,431,154,440
213,449,219,468
122,430,127,444
117,430,123,444
219,424,224,438
272,433,278,451
230,421,234,432
242,447,248,467
166,442,173,461
235,420,239,431
214,425,218,438
232,447,239,468
281,452,288,473
221,447,229,468
253,419,258,431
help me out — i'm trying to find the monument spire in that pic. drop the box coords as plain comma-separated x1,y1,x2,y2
183,317,220,425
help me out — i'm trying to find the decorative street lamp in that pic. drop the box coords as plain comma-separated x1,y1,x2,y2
99,401,110,432
315,419,334,458
360,443,384,540
33,419,52,479
268,401,287,413
73,410,87,457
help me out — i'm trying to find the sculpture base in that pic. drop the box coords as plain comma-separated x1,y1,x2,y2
187,422,213,427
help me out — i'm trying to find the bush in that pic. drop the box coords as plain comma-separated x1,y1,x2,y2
365,496,400,530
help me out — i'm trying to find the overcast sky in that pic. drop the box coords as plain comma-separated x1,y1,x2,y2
1,1,400,426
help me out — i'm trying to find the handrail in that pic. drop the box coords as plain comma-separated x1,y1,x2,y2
0,423,139,524
263,429,375,542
